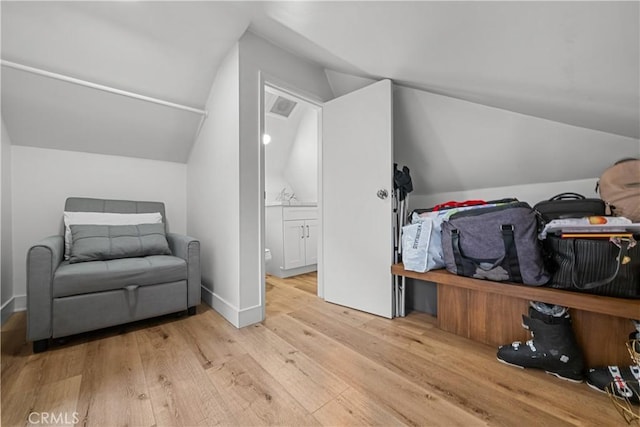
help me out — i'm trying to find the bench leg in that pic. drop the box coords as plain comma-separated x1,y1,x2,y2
33,339,49,354
401,276,406,317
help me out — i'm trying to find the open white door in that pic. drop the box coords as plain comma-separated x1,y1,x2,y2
322,79,394,318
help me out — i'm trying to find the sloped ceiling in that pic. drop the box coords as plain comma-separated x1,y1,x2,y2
246,1,639,139
1,1,250,162
264,88,306,174
1,1,638,166
264,87,316,200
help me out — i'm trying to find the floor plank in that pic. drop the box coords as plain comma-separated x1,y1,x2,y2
1,312,36,403
75,333,156,427
207,353,320,426
135,322,231,426
1,272,630,426
361,315,617,426
235,322,349,413
311,386,407,426
264,314,488,426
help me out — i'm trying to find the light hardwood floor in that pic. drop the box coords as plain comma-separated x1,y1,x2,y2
1,272,632,426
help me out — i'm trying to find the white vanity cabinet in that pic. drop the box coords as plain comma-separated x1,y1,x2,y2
266,205,318,278
282,218,318,269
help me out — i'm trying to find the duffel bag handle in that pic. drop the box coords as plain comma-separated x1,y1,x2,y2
570,238,629,290
450,226,522,282
549,192,586,201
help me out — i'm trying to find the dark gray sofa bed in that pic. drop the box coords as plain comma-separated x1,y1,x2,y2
26,197,201,352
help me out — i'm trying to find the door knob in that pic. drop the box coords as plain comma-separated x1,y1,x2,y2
377,189,389,200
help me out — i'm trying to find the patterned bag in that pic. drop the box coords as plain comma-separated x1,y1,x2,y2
545,235,640,298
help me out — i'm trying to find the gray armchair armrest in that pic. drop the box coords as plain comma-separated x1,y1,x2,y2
27,235,64,341
167,233,201,308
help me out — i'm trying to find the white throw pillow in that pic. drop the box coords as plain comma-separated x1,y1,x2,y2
63,211,163,260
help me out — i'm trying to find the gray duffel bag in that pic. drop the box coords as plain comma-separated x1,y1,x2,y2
441,201,550,286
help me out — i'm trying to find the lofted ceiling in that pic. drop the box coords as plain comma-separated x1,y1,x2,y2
1,1,638,167
245,1,639,139
1,1,250,162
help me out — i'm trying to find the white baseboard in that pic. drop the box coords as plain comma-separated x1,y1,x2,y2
238,304,263,328
1,298,15,325
200,285,263,328
1,294,25,325
201,286,239,326
14,294,26,311
200,285,215,307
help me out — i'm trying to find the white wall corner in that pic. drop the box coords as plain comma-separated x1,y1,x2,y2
1,297,15,325
1,118,14,313
238,31,334,318
324,69,377,98
238,304,263,328
1,294,25,325
201,285,262,328
201,286,240,328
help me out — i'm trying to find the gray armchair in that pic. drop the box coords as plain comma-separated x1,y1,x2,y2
27,197,201,352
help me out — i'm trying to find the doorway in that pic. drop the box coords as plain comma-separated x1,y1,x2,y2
261,82,322,317
259,78,394,321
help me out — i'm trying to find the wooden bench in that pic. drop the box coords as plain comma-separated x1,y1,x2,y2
392,263,640,367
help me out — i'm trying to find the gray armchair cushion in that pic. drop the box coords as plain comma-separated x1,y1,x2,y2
53,255,187,297
69,223,171,263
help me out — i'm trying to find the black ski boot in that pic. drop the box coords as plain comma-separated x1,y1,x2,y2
497,307,584,382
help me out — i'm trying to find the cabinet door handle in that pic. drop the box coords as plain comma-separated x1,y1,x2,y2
306,225,310,238
301,225,305,239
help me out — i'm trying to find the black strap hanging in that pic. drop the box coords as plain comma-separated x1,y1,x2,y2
393,163,413,201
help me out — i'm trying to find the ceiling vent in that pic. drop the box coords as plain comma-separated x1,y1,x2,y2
270,96,297,118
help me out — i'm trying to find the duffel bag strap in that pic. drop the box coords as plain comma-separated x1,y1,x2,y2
451,229,480,276
570,238,631,290
450,227,522,281
501,225,523,283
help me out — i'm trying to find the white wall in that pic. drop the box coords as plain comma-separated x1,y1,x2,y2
187,44,241,323
264,173,294,205
410,178,600,213
393,85,640,196
1,120,14,322
325,69,639,199
11,145,187,303
264,112,297,204
236,31,334,326
395,84,638,212
284,108,319,203
265,103,318,204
